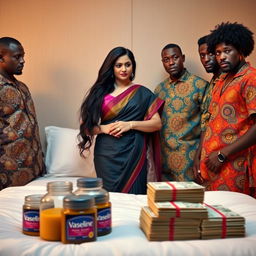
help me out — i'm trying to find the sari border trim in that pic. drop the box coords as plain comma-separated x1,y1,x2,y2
102,84,141,121
144,97,164,120
122,137,147,193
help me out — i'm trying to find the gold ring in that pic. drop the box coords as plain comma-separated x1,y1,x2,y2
118,128,121,131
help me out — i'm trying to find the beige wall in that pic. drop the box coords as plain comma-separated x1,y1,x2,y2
1,0,256,148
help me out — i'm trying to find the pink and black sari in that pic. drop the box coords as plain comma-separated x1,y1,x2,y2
94,84,164,194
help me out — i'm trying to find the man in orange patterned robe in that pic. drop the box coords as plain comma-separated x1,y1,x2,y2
0,37,45,190
199,22,256,197
193,35,221,182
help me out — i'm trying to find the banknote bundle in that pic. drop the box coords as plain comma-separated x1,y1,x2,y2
140,181,206,241
147,181,205,203
201,204,245,239
140,182,245,241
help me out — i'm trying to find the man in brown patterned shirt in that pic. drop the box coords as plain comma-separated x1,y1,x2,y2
0,37,45,190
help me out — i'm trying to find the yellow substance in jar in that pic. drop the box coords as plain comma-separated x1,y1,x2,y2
40,208,62,241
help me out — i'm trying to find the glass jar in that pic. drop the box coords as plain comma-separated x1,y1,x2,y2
61,195,97,244
22,194,43,236
74,177,105,196
74,177,112,236
40,181,73,241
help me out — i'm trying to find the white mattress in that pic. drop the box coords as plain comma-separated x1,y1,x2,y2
0,176,256,256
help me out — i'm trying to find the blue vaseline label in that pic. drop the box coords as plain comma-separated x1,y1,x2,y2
97,207,111,232
65,214,95,241
23,209,40,232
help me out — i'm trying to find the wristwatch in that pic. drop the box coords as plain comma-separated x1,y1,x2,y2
217,151,226,163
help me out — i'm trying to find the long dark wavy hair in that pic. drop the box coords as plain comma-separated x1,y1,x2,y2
78,46,136,155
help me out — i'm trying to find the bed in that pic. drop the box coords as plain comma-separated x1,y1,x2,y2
1,126,256,256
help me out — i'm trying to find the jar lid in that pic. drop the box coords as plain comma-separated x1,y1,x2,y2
63,195,95,209
24,194,44,207
25,194,44,203
94,193,109,204
47,181,73,192
77,177,103,188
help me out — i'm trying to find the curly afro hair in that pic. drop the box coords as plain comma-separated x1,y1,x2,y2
207,22,254,57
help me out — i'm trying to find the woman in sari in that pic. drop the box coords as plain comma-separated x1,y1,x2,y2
79,47,164,194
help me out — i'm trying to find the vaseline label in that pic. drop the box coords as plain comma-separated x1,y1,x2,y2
65,214,95,241
97,207,111,232
23,210,40,232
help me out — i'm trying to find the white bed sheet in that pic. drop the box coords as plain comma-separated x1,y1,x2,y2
0,176,256,256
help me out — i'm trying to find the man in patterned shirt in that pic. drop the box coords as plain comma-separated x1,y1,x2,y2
154,43,209,181
0,37,45,190
200,22,256,197
193,35,221,183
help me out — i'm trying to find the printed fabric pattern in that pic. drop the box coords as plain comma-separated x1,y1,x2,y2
200,63,256,194
0,75,45,190
155,69,209,181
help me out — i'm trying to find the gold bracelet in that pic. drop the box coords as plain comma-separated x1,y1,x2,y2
130,121,133,130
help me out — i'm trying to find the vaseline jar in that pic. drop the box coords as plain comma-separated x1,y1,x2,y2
74,177,112,236
22,194,43,236
94,193,112,236
61,195,97,244
40,181,73,241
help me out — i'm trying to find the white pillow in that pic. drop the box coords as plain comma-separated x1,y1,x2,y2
45,126,96,177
